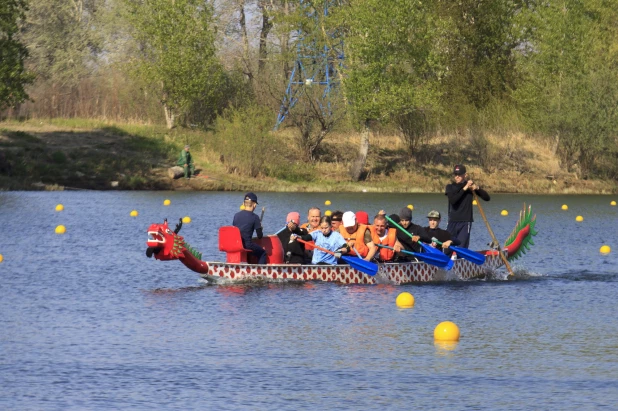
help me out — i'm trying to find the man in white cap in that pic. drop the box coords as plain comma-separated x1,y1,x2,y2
177,144,195,179
338,211,377,262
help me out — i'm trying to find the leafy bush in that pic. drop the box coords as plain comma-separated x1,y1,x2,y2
209,106,278,178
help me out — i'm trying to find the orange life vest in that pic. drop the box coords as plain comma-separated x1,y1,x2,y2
375,228,398,261
300,222,318,233
339,224,378,257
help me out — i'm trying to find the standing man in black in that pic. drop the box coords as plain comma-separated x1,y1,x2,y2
445,164,490,248
232,192,266,264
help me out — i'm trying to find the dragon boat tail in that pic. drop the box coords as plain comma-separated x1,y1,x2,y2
146,203,537,285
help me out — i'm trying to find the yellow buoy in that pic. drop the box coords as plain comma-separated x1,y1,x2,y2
240,204,245,210
501,210,508,216
182,216,191,224
561,204,568,210
163,199,171,206
407,204,414,210
130,210,138,217
396,292,415,308
55,225,66,235
611,201,617,206
0,254,3,263
575,215,584,222
434,321,460,342
55,204,64,212
600,245,611,255
472,199,477,205
325,210,332,216
325,200,331,205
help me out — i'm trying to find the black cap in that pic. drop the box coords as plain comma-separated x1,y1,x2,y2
399,207,412,221
388,214,401,227
244,192,258,204
453,164,466,175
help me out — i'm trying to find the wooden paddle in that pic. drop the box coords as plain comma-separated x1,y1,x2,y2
296,238,378,276
473,193,514,276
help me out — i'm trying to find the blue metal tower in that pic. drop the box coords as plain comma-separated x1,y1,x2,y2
274,0,344,130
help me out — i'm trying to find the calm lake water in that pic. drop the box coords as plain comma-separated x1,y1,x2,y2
1,191,617,410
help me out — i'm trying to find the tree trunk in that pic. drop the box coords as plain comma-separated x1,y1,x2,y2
239,0,253,83
281,1,290,82
258,1,273,76
163,103,175,129
168,166,185,179
350,120,370,181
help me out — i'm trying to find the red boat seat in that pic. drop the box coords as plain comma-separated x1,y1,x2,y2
219,226,252,263
247,235,284,264
218,227,285,264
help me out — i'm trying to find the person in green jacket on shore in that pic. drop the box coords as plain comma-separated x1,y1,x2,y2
177,145,195,179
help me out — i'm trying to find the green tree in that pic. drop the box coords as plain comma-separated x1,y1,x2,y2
0,0,33,109
21,0,102,86
333,0,444,180
514,0,618,177
437,0,520,128
123,0,225,129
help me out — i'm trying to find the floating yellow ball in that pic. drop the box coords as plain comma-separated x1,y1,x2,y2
600,245,611,255
407,204,414,210
434,321,460,342
240,204,245,210
55,225,66,235
576,215,584,222
163,199,171,206
325,210,332,216
130,210,138,217
55,204,64,212
611,201,617,206
325,200,331,205
182,216,191,224
561,204,568,210
396,292,415,308
0,254,3,263
472,199,477,205
501,210,508,216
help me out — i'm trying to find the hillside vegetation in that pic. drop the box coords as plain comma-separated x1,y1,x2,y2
1,119,615,194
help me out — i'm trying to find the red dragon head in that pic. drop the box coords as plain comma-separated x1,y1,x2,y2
146,219,185,261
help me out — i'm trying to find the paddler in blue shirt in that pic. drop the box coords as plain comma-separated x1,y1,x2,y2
294,216,349,265
232,192,266,264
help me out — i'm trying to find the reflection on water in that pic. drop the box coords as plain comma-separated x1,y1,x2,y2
1,191,618,409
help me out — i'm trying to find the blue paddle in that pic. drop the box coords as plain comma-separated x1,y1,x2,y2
432,238,486,265
376,244,451,268
384,215,452,269
297,238,378,276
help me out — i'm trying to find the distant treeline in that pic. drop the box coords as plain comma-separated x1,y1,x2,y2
2,0,618,180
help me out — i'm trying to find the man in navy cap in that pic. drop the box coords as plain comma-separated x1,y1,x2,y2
232,192,266,264
445,164,490,248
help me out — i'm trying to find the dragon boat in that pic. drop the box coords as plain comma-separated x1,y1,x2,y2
146,204,537,285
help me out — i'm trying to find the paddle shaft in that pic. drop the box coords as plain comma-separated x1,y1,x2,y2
384,214,434,253
296,238,338,256
260,207,265,222
473,193,514,276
